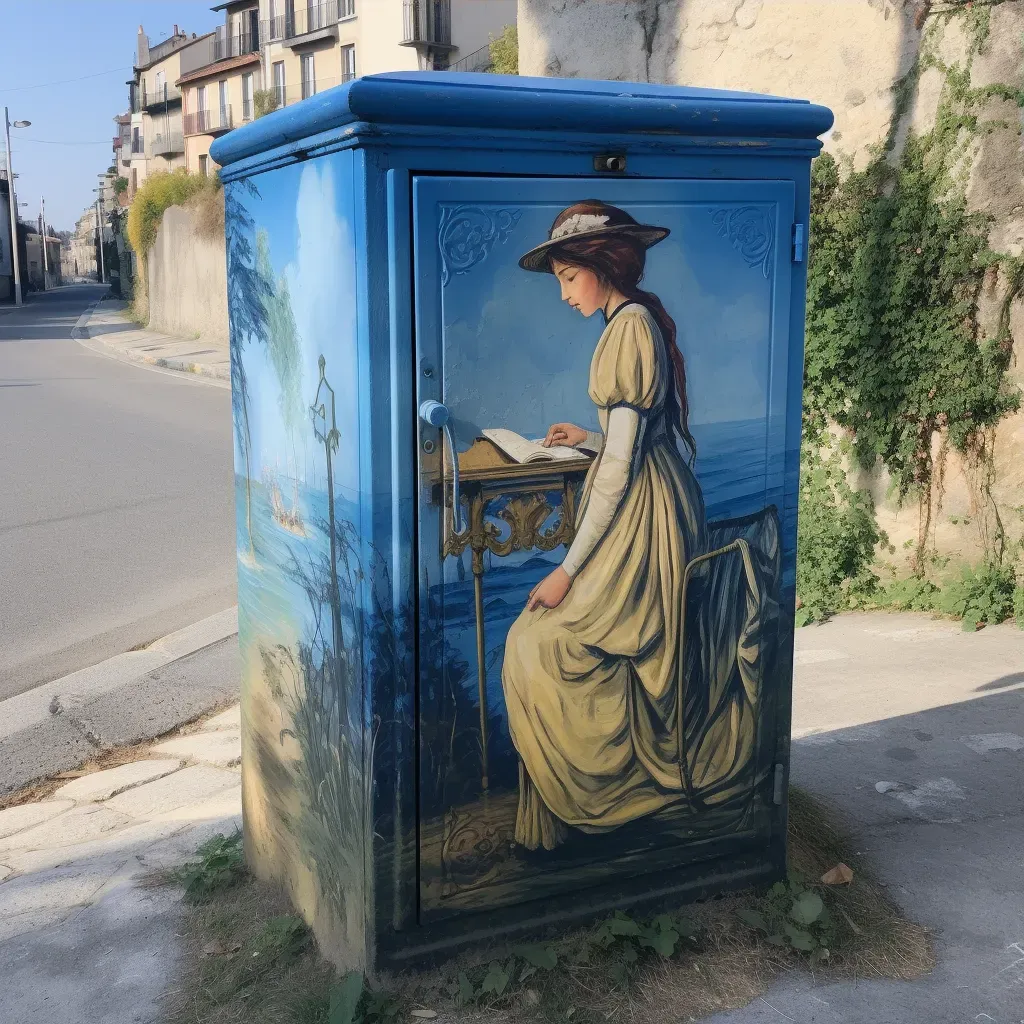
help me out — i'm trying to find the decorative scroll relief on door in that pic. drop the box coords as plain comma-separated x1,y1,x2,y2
438,205,522,286
709,205,775,278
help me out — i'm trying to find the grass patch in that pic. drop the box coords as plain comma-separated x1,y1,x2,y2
161,788,933,1024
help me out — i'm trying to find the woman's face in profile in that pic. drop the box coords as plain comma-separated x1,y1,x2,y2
551,258,605,318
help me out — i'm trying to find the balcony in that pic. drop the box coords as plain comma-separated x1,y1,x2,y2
184,106,234,137
401,0,453,51
142,84,182,110
150,132,185,157
213,29,260,61
262,0,347,46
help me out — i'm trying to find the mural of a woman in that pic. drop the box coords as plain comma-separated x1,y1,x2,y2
502,200,772,852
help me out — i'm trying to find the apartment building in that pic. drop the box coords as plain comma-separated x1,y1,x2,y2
128,26,216,195
257,0,515,109
127,2,515,180
179,2,263,176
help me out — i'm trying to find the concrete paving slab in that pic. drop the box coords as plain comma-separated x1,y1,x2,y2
51,760,183,804
152,783,242,826
104,764,239,820
3,818,189,877
197,705,241,732
0,877,183,1024
0,856,130,923
0,865,12,882
0,805,132,855
0,800,75,840
152,729,241,767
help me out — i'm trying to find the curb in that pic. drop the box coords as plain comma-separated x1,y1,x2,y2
0,607,239,795
72,301,231,386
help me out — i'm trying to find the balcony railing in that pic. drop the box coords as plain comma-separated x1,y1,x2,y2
183,106,234,136
262,0,344,42
150,132,185,157
446,43,493,73
142,83,182,110
213,29,260,61
262,78,344,115
401,0,452,48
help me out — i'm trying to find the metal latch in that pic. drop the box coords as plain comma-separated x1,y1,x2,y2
772,763,786,805
792,223,806,263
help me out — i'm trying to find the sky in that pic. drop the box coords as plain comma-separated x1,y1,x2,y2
0,1,224,232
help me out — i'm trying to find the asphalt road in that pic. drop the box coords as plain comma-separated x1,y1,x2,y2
0,285,237,701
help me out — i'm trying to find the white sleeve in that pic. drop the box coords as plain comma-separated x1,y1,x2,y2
562,406,640,578
579,428,604,453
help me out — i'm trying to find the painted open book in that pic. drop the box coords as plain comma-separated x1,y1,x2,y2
482,428,590,465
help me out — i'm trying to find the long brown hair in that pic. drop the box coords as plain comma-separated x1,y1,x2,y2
549,230,698,464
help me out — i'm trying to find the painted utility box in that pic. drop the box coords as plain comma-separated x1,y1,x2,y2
210,73,832,971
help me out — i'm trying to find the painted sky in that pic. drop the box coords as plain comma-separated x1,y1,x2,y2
233,152,361,501
435,191,776,452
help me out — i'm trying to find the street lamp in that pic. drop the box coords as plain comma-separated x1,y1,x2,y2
4,108,32,305
91,187,107,285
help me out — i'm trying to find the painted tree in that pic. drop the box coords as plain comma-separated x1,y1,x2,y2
256,228,304,512
225,180,273,557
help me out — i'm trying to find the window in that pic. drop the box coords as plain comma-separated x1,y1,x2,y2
132,126,142,154
155,69,165,99
300,53,315,100
131,168,138,194
339,0,355,17
199,154,209,177
272,61,286,108
219,80,229,127
196,84,208,134
242,72,254,121
341,44,356,83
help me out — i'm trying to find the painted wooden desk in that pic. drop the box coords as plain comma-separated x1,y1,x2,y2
435,438,593,789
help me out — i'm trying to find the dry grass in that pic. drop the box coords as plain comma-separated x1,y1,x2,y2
159,787,934,1024
188,187,226,242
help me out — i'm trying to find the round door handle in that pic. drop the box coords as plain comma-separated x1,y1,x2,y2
419,399,449,427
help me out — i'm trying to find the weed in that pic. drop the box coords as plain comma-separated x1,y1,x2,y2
172,831,246,904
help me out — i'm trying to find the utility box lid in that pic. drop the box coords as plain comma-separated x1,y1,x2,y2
210,71,834,170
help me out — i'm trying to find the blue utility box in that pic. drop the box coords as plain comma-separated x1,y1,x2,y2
210,72,832,971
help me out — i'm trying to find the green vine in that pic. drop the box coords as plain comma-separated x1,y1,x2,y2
802,13,1023,574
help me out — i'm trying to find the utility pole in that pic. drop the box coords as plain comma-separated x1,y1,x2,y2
93,194,107,284
40,196,49,288
3,106,32,306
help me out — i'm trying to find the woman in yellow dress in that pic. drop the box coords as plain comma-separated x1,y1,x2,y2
502,199,766,852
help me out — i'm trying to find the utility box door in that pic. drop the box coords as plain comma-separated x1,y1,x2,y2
413,175,796,922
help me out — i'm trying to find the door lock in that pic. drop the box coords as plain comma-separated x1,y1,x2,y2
419,400,466,534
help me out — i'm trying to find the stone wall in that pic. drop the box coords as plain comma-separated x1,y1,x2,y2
520,0,1024,567
147,201,228,345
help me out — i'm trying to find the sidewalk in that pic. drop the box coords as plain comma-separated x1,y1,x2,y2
712,612,1024,1023
73,299,230,383
0,706,243,1024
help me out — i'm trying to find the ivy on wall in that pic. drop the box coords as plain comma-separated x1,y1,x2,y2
800,10,1023,585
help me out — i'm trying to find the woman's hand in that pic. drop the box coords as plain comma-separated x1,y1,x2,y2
544,422,588,448
527,567,572,611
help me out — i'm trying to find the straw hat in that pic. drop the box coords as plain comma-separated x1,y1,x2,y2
518,200,670,273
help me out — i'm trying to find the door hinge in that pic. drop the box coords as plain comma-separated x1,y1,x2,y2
772,763,786,805
792,223,806,263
